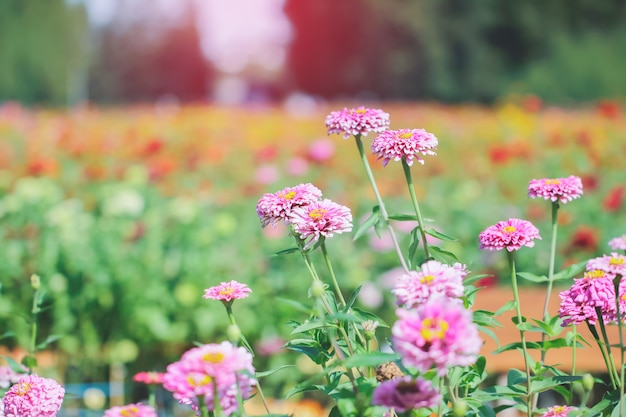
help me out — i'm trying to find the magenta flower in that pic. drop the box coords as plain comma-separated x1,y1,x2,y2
203,280,251,303
392,300,482,376
558,269,617,326
133,372,165,385
528,175,583,204
371,128,438,167
479,218,541,252
289,199,353,249
586,253,626,277
325,107,390,139
2,374,64,417
372,376,441,412
104,403,157,417
609,235,626,251
540,405,576,417
256,183,323,227
392,260,467,308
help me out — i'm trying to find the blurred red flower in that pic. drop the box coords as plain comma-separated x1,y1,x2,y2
604,186,625,212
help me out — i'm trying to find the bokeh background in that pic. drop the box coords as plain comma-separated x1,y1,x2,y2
0,0,625,415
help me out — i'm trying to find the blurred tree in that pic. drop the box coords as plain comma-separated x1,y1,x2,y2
0,0,89,106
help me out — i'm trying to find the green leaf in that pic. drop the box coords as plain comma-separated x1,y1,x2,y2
517,272,548,283
473,310,502,328
0,331,15,341
429,245,459,263
353,206,382,241
291,320,338,334
1,356,27,373
553,260,587,281
494,300,516,316
424,228,457,242
277,298,313,314
343,286,362,312
35,334,63,350
256,365,294,378
350,308,389,328
388,213,418,221
342,352,401,368
272,247,300,256
407,227,421,268
326,312,363,324
494,341,542,353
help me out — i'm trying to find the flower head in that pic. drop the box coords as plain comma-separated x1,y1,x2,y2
2,374,64,417
586,253,626,277
325,107,390,139
609,235,626,251
133,372,165,385
558,269,617,326
371,129,438,167
289,199,353,249
104,403,158,417
540,405,576,417
203,280,252,303
372,376,441,412
392,300,482,376
256,183,323,228
479,218,541,252
393,260,467,308
528,176,583,204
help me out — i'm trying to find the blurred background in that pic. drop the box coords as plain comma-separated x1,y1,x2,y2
0,0,625,415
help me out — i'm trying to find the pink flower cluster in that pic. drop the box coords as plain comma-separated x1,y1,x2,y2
393,260,468,308
372,376,441,412
325,107,390,139
256,183,322,227
203,280,252,303
2,374,64,417
528,175,583,204
371,128,438,167
104,403,157,417
162,341,256,416
540,405,576,417
479,218,541,252
558,269,618,326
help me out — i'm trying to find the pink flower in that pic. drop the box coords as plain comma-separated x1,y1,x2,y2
132,372,164,385
392,260,467,308
371,129,438,167
289,199,353,249
104,403,157,417
609,235,626,251
203,280,252,303
308,138,335,162
372,376,441,412
253,164,280,185
558,269,617,326
256,183,323,227
586,253,626,277
2,374,64,417
540,405,576,417
528,176,583,204
392,300,482,376
286,157,309,176
325,107,390,139
0,365,27,389
479,218,541,252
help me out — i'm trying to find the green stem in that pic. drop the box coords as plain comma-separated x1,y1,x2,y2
615,275,625,409
541,202,559,363
353,134,409,272
401,159,430,260
586,320,618,389
595,310,621,388
507,251,533,417
148,386,156,409
198,395,210,417
30,289,40,357
320,241,346,307
569,324,577,401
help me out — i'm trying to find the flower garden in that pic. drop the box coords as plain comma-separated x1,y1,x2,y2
0,99,625,416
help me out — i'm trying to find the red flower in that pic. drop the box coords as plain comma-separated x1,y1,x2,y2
567,225,599,254
596,100,620,119
604,186,625,212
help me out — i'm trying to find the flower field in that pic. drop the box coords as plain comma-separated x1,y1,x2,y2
0,99,625,415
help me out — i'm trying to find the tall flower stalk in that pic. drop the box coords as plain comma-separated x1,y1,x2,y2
402,158,430,260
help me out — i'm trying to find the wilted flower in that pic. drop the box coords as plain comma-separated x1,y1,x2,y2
104,403,157,417
586,253,626,277
371,129,438,167
325,107,390,139
133,372,165,385
372,376,441,412
609,235,626,251
558,269,617,326
203,280,252,303
528,176,583,204
256,183,323,227
540,405,576,417
2,374,64,417
479,218,541,252
392,260,466,308
289,199,353,249
392,300,482,375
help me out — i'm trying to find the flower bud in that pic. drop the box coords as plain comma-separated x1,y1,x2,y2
582,373,594,392
227,324,242,344
310,280,326,298
30,274,41,290
452,399,468,417
362,320,379,340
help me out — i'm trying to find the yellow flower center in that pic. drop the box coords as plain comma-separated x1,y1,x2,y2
280,191,296,200
544,179,560,185
503,226,516,233
15,382,32,396
309,209,327,220
552,406,566,413
610,257,625,266
120,406,140,417
399,132,413,139
584,270,606,280
219,287,234,296
420,275,435,284
187,374,212,387
420,317,449,341
203,352,225,363
353,109,366,114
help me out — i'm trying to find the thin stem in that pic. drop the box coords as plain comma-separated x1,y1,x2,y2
541,202,559,363
198,395,210,417
401,159,430,260
320,241,346,307
148,386,156,409
507,251,532,417
615,275,625,411
586,320,618,389
595,310,621,388
569,324,577,400
353,134,409,272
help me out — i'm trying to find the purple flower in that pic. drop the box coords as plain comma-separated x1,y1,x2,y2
540,405,576,417
372,376,441,412
479,218,541,252
2,374,64,417
256,183,322,227
392,300,482,376
587,253,626,277
203,280,252,303
325,107,390,139
528,176,583,204
392,260,467,308
609,235,626,251
104,403,158,417
558,269,617,326
371,129,438,167
289,199,353,249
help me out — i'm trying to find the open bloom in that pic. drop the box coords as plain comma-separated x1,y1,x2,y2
203,280,251,303
104,403,157,417
325,107,390,139
289,199,353,249
2,374,64,417
540,405,576,417
372,376,441,412
586,253,626,277
371,129,438,166
609,235,626,251
393,260,467,308
558,269,617,326
528,176,583,204
479,218,541,252
392,300,482,376
256,183,322,227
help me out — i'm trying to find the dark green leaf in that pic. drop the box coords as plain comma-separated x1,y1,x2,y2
291,320,337,334
388,213,418,221
272,247,300,256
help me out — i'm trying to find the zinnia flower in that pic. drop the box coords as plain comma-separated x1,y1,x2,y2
392,300,482,375
528,176,583,204
372,376,441,412
256,183,322,227
2,374,64,417
203,280,252,303
558,269,617,326
478,218,541,252
325,107,390,139
289,199,353,249
392,260,467,308
371,129,438,167
104,403,157,417
586,253,626,277
132,372,164,385
608,235,626,251
540,405,576,417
